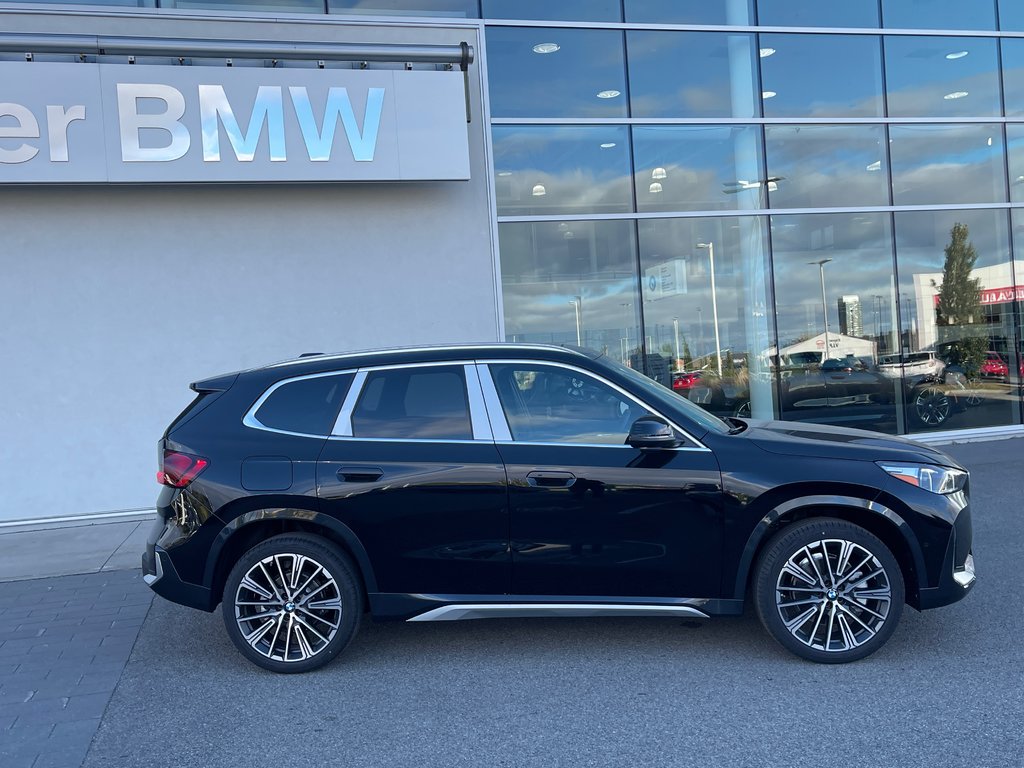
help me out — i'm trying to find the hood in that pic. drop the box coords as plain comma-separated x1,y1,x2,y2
740,419,964,469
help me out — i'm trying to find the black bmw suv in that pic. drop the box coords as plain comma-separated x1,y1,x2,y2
144,344,975,672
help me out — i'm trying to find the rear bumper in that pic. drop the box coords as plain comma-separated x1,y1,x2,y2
142,516,216,612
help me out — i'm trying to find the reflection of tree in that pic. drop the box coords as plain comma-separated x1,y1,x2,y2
935,222,987,378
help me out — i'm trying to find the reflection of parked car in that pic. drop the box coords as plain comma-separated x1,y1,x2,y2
877,351,945,380
980,352,1008,379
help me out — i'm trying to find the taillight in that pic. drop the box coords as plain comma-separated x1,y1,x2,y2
157,450,209,488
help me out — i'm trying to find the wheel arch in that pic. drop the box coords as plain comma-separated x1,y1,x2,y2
204,509,377,609
733,495,927,610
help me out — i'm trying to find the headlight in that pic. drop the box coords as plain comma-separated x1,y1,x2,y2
877,462,967,494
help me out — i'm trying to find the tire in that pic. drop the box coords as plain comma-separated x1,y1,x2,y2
222,533,362,673
753,518,905,664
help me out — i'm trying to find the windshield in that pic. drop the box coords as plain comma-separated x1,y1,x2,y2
598,356,732,436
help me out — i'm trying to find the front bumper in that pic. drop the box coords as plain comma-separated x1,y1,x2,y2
917,543,976,610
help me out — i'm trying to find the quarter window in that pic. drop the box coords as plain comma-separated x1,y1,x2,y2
352,366,473,440
254,374,354,436
488,364,653,445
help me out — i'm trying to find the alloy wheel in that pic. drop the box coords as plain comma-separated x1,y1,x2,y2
234,553,343,663
914,387,950,426
774,538,892,653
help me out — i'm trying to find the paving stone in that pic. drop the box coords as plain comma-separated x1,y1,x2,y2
0,571,151,768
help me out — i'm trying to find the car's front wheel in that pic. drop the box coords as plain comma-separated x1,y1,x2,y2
222,533,362,673
753,518,905,663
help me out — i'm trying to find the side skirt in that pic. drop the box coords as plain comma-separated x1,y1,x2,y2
368,593,744,621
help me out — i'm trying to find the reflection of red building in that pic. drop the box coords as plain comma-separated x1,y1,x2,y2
913,262,1023,352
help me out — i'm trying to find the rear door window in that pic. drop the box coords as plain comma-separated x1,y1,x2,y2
254,373,354,435
351,365,472,440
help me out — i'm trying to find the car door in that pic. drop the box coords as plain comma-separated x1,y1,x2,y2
316,362,509,595
479,360,724,599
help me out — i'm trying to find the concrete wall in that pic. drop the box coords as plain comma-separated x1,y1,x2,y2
0,8,499,521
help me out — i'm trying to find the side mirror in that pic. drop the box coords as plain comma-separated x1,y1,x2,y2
627,416,679,450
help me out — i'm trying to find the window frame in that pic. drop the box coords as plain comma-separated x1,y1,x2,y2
243,370,356,439
330,361,492,443
476,359,709,450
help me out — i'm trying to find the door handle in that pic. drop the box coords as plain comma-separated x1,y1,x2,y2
526,471,576,488
338,466,384,483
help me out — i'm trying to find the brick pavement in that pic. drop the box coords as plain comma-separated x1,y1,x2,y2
0,570,153,768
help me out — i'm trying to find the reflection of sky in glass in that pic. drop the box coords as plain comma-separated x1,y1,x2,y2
492,126,632,215
1001,0,1024,31
627,32,758,119
326,0,478,16
766,125,888,209
890,124,1006,205
1002,40,1024,117
500,221,642,363
633,126,763,213
624,0,753,25
487,27,627,118
482,0,619,21
881,0,996,30
760,35,883,118
771,213,895,348
885,36,1001,117
757,0,878,27
1007,126,1024,203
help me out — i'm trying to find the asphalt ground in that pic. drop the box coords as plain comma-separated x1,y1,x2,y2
65,439,1022,768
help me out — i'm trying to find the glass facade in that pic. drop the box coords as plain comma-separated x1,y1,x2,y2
486,3,1024,435
7,0,1024,435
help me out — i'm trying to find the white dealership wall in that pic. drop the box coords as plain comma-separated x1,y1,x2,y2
0,7,500,522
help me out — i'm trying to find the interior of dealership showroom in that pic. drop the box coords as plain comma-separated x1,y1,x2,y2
2,0,1024,522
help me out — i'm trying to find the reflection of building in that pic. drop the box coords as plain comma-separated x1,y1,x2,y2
772,333,877,366
911,261,1024,352
838,296,863,338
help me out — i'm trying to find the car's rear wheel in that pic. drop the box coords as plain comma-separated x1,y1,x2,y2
222,534,362,673
753,518,904,663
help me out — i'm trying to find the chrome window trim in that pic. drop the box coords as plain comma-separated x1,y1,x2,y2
242,369,357,439
464,363,495,441
476,358,711,452
475,363,514,441
331,369,367,437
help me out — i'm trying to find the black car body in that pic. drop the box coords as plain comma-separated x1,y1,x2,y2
144,344,975,671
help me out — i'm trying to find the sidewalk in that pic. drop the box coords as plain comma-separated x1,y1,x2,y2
0,514,154,583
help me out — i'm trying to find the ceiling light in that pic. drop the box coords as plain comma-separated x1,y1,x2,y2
987,137,993,146
600,142,616,148
596,89,621,99
944,91,969,100
945,50,969,60
532,184,546,196
532,42,560,54
866,160,881,172
649,182,663,194
762,91,777,99
652,167,667,180
759,47,776,58
497,171,512,177
563,230,574,240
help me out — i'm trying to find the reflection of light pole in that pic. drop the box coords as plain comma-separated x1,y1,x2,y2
568,295,582,346
620,302,632,364
673,316,681,370
696,242,722,375
808,258,833,361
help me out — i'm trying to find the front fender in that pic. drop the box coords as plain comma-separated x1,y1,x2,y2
730,494,927,600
